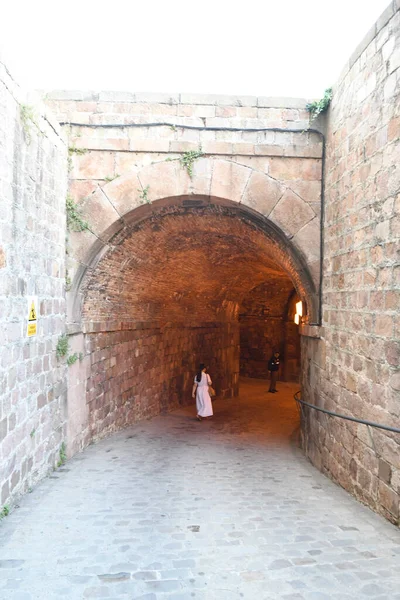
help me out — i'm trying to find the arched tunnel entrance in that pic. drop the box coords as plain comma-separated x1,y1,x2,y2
69,198,317,448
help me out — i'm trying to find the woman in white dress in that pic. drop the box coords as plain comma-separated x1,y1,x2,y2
192,363,213,421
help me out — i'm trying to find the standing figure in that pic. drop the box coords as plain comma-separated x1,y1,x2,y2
268,352,280,393
192,363,213,421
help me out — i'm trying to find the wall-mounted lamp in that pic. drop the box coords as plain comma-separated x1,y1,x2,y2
294,301,303,325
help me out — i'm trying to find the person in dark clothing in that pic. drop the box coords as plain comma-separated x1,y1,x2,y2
268,352,280,393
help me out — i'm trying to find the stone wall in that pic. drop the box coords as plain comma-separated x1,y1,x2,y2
239,279,300,380
44,91,324,319
43,92,322,454
0,59,68,506
66,322,239,454
301,3,400,524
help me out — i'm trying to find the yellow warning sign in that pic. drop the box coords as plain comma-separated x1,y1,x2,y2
27,322,37,337
27,296,38,337
29,301,37,321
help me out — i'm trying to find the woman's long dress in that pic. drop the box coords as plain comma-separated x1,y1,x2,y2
195,373,213,417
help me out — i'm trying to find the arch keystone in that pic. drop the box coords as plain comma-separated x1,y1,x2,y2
188,157,213,196
210,160,252,204
137,160,191,202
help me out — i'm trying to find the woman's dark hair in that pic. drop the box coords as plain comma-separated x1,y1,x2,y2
196,363,205,383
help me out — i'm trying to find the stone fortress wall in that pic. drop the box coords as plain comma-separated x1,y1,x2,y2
301,1,400,524
0,58,68,505
45,82,323,458
0,2,398,524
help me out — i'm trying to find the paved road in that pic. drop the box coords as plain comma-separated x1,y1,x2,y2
1,378,399,600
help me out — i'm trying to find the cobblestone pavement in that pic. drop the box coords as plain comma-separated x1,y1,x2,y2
1,378,399,600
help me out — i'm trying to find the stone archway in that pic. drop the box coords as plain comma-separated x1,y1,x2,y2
65,158,320,454
67,158,321,322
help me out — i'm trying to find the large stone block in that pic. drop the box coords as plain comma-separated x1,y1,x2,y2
269,157,322,181
269,189,316,238
136,160,190,202
292,217,321,263
79,189,122,241
241,170,284,216
210,160,251,203
71,151,115,180
101,172,142,216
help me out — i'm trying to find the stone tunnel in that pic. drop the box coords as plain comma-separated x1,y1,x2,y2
0,0,399,527
65,155,321,454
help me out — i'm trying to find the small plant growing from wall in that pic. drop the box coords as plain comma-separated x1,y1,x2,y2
104,174,120,183
66,195,89,232
65,270,72,291
306,88,333,124
68,145,87,156
67,352,83,365
56,334,69,359
0,505,10,519
138,185,151,204
20,104,41,145
179,145,204,178
57,442,67,467
67,353,78,366
56,335,83,366
67,145,87,172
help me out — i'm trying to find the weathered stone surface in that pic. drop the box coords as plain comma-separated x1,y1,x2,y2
1,380,399,598
240,280,300,381
269,189,316,237
210,160,252,203
137,159,189,201
0,62,68,508
302,5,400,524
79,189,122,240
292,217,321,264
241,170,284,216
71,150,115,180
1,4,399,531
102,171,143,216
0,247,6,268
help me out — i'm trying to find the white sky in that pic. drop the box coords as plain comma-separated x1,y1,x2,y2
0,0,391,98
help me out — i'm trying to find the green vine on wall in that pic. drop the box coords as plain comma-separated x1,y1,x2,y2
57,442,67,467
56,334,69,358
138,185,151,204
179,145,204,178
306,88,333,124
67,352,83,366
65,270,72,291
67,145,87,172
66,195,88,232
20,104,42,145
104,174,120,183
56,335,84,366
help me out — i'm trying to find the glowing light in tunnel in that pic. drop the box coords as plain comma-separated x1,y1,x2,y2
296,301,303,316
294,313,300,325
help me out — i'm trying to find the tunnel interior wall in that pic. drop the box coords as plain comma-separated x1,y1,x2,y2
67,322,239,454
0,62,68,507
239,279,300,381
301,4,400,524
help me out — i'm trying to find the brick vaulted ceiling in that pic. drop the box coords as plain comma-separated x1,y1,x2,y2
82,206,304,323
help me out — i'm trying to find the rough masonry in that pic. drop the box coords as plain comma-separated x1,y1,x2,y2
0,2,398,525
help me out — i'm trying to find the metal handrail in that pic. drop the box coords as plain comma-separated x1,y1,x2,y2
294,391,400,434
